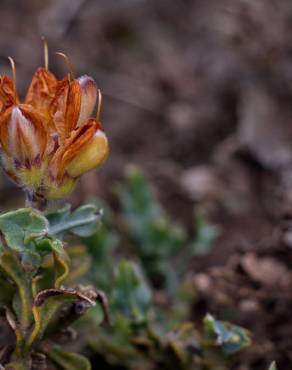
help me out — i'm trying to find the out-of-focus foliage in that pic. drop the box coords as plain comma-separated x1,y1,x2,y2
111,166,218,289
79,167,249,370
115,166,188,286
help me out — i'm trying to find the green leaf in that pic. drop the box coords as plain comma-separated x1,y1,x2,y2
0,219,25,251
32,252,69,296
26,287,96,350
115,167,187,285
36,237,63,255
111,260,151,324
47,204,102,237
0,209,49,267
204,313,251,355
0,208,48,244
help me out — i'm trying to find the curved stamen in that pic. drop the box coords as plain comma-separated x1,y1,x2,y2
96,89,102,122
41,36,49,70
56,52,75,81
7,56,17,101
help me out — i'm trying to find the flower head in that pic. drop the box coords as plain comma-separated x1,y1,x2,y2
0,45,109,200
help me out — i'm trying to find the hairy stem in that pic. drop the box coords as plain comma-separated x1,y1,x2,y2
25,191,47,211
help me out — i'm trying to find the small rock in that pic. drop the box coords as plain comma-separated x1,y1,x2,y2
180,166,221,201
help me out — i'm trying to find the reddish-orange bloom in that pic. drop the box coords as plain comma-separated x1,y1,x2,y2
0,56,109,200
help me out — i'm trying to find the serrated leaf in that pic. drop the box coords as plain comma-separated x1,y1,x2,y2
204,313,251,355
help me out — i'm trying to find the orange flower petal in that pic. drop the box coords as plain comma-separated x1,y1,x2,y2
0,76,18,115
50,118,105,179
0,104,48,163
66,127,109,178
52,77,81,142
25,67,57,127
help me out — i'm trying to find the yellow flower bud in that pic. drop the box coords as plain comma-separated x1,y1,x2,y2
66,130,109,178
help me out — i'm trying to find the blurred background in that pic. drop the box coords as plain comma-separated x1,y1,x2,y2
1,0,292,367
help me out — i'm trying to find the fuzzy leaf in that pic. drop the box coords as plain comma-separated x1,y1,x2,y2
0,208,48,244
47,204,102,237
0,209,50,267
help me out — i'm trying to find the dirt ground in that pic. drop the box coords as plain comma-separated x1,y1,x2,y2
1,1,292,368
